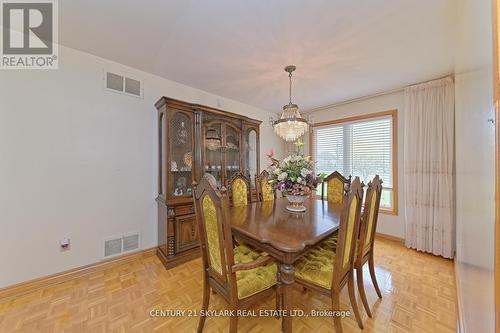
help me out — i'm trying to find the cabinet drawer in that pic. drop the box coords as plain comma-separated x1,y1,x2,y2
175,214,199,253
175,204,195,216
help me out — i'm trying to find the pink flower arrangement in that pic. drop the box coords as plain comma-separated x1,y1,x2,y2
266,149,275,159
267,153,318,196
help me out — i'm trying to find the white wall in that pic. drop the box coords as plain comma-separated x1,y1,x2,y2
304,91,405,238
455,0,496,270
0,45,283,288
454,0,495,331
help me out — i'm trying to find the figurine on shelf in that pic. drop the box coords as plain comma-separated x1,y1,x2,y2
174,177,187,196
177,121,188,144
183,152,193,168
226,142,238,150
171,161,178,172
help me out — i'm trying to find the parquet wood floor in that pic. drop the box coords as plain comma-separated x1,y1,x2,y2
0,238,456,332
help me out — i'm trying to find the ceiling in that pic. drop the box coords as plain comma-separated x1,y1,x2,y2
60,0,456,113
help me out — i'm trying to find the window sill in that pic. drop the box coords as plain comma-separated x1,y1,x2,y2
379,208,398,216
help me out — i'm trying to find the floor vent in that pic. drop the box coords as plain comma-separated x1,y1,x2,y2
104,232,141,258
104,70,143,98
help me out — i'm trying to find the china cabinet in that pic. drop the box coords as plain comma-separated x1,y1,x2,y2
155,97,261,268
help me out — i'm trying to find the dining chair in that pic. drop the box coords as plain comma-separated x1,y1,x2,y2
355,175,383,317
193,174,279,333
321,171,352,204
228,173,251,206
255,170,275,202
295,177,365,332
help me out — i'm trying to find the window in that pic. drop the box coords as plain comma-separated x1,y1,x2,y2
312,110,398,214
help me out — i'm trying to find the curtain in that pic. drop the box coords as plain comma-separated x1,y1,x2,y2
404,77,455,258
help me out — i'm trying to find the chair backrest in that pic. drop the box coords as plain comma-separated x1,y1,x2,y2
255,170,275,202
331,177,364,288
357,175,383,261
229,173,251,206
321,171,352,204
193,174,238,293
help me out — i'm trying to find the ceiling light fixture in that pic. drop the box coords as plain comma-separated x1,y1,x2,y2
205,127,221,151
271,65,309,142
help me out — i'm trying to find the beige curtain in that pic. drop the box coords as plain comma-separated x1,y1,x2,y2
404,77,455,258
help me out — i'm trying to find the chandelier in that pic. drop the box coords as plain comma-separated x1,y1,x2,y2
271,65,309,142
205,127,221,151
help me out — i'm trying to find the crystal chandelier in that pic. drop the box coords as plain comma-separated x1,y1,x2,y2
271,65,309,142
205,127,221,151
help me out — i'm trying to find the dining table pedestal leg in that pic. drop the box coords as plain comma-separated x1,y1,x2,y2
280,263,294,333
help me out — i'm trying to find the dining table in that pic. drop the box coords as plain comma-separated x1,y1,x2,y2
229,197,341,333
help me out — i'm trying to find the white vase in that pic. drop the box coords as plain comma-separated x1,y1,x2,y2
285,194,308,212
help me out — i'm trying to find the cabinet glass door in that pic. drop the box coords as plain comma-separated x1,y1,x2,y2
246,129,258,188
160,112,167,195
170,112,193,198
204,124,223,188
225,125,241,184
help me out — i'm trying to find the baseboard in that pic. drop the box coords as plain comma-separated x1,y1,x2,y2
157,247,200,269
375,232,405,244
454,260,465,333
0,247,157,300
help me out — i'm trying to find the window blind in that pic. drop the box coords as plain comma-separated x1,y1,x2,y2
314,125,344,174
314,115,394,209
350,117,392,188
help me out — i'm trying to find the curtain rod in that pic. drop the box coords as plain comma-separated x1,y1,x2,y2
304,74,454,114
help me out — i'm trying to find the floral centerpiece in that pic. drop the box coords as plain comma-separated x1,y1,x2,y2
266,150,318,212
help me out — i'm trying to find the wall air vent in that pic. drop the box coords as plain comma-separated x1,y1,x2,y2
104,238,122,257
124,77,141,96
123,233,140,252
106,72,124,92
103,232,141,258
104,70,143,98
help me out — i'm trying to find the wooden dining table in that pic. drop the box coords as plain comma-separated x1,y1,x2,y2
229,197,341,333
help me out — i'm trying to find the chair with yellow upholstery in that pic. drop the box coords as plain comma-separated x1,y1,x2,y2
228,173,251,207
193,174,279,333
355,175,383,318
295,177,365,333
321,171,352,204
255,170,275,202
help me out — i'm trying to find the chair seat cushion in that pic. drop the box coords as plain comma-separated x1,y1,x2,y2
323,233,366,263
295,232,342,289
234,244,278,299
321,232,338,250
295,243,337,289
323,232,363,255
